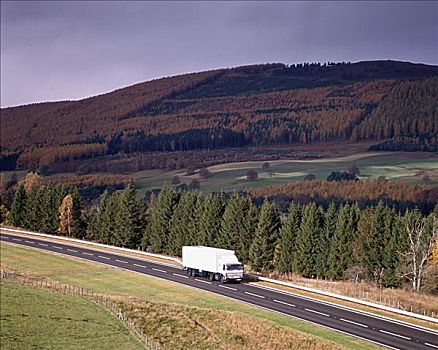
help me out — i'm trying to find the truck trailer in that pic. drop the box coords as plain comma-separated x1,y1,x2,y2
182,246,243,283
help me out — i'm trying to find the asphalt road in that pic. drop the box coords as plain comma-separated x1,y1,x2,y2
1,232,437,350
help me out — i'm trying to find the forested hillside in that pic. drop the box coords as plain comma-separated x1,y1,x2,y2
1,60,437,173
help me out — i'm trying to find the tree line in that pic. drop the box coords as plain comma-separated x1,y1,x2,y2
4,183,437,293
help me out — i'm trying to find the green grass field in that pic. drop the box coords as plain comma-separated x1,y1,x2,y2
132,151,438,195
2,151,435,199
0,280,144,350
0,242,382,350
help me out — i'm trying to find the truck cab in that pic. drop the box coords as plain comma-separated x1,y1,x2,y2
218,260,244,283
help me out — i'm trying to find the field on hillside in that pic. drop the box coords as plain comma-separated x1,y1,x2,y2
0,242,380,350
0,280,143,350
133,152,438,196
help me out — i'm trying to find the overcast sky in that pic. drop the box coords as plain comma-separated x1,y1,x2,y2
1,1,437,107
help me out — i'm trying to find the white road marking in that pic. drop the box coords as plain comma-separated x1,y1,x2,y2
67,249,78,252
273,299,296,307
248,282,438,336
379,329,411,340
425,343,438,349
39,243,48,246
244,291,265,299
25,240,35,244
195,279,212,284
152,268,167,273
340,318,368,328
99,256,110,260
12,238,21,241
134,263,147,268
305,308,330,317
52,246,63,250
172,273,189,279
219,285,237,291
115,259,128,264
82,252,94,256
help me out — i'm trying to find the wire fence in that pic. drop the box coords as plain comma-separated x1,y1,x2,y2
0,268,161,350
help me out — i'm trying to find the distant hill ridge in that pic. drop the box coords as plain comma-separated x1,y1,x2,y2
1,60,437,171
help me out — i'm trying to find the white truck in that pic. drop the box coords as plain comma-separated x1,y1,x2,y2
182,246,244,283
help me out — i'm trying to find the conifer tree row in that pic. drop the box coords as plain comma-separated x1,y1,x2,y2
6,184,438,292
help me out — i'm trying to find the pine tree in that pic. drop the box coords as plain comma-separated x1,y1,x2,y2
240,201,259,263
113,186,143,248
25,187,46,231
148,186,179,253
190,193,205,246
94,190,120,245
317,202,337,278
381,207,400,287
218,192,249,256
168,191,197,256
10,185,27,228
69,186,84,238
327,204,359,280
361,202,386,286
40,185,65,234
275,203,301,273
356,202,401,287
198,194,225,246
295,203,323,278
249,199,280,272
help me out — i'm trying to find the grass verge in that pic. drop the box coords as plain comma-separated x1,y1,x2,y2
0,242,382,350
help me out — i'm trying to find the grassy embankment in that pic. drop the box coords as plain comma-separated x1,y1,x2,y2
0,242,382,350
0,279,144,350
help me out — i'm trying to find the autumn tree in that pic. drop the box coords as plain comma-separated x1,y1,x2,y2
171,175,181,185
246,170,258,181
188,179,200,190
21,172,43,192
262,162,273,178
59,194,74,237
199,167,211,179
0,204,10,225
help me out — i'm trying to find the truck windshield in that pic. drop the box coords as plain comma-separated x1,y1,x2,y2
226,264,243,271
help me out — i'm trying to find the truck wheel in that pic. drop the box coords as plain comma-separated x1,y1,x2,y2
220,275,226,284
209,273,215,281
191,269,196,277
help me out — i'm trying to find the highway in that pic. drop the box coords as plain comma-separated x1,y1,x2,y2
1,232,437,350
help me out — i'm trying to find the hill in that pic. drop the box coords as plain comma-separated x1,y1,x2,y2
1,60,437,173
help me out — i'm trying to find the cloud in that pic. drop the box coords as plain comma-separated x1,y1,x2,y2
1,1,437,107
